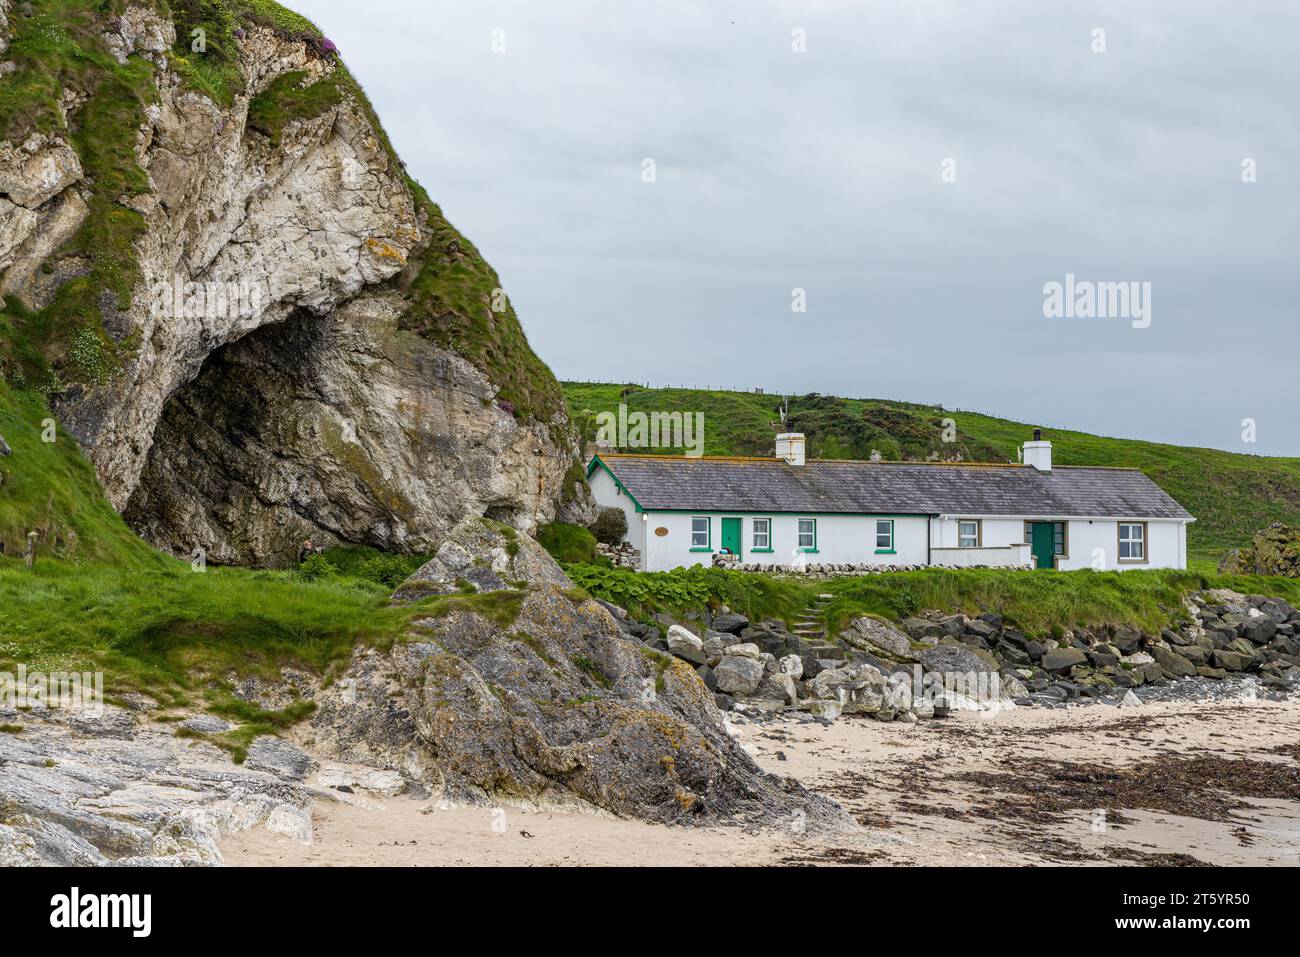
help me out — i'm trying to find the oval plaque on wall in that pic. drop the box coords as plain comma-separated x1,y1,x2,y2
654,526,669,537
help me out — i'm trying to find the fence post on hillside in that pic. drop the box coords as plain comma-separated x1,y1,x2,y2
24,530,37,568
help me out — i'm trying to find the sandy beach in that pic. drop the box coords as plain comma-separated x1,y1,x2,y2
221,695,1300,867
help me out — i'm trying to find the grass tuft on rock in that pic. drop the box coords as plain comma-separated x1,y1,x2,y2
246,69,342,146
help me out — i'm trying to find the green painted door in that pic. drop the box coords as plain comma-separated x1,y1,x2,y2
720,518,742,559
1030,522,1055,569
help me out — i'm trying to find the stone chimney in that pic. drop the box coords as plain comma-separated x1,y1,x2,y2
775,433,806,466
1023,429,1052,471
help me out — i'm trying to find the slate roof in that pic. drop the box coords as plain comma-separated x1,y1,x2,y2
592,454,1194,520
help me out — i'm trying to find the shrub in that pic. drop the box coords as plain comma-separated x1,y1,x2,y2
298,553,338,582
590,507,628,546
537,523,597,564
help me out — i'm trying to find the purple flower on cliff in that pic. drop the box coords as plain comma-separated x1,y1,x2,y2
320,37,339,57
497,399,516,417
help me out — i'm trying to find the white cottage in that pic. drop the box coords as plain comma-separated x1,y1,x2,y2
587,433,1193,573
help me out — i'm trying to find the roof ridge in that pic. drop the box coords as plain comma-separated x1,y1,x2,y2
598,452,774,463
599,453,1025,469
598,452,1145,472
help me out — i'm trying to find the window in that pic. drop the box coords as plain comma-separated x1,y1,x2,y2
753,518,771,550
958,520,980,548
690,516,710,550
875,519,894,552
1118,522,1146,562
797,518,817,551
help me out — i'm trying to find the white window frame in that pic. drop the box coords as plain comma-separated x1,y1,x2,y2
958,520,980,549
752,517,771,550
1118,522,1146,563
797,518,817,551
690,516,711,550
875,519,894,551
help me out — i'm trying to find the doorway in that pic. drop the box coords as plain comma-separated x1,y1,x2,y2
720,517,742,559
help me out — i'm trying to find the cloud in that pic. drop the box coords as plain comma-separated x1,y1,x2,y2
299,0,1299,454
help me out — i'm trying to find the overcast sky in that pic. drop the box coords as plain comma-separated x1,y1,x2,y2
299,1,1298,456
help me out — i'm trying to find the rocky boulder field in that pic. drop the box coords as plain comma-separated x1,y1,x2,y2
634,589,1300,720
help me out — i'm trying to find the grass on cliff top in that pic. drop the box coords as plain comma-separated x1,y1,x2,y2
562,382,1300,563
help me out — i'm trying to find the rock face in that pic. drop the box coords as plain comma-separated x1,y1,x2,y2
0,3,590,565
304,518,845,828
0,707,316,865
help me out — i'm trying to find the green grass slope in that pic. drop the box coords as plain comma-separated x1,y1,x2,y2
562,382,1300,563
0,380,161,564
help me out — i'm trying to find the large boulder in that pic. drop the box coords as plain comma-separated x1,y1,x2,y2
843,616,915,659
1241,617,1278,645
806,666,886,714
666,625,707,665
1041,647,1089,673
710,613,750,635
920,643,999,677
312,519,844,828
1212,649,1252,672
1149,644,1197,679
714,656,766,696
777,654,804,679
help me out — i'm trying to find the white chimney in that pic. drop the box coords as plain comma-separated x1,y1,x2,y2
775,432,806,466
1023,428,1051,471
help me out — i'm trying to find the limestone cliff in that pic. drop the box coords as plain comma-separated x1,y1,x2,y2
0,1,589,564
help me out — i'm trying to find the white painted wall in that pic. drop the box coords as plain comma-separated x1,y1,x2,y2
931,544,1033,567
587,465,645,565
637,512,930,572
1058,519,1186,571
934,515,1187,570
932,517,1025,549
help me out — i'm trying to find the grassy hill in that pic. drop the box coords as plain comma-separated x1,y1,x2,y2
562,382,1300,564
